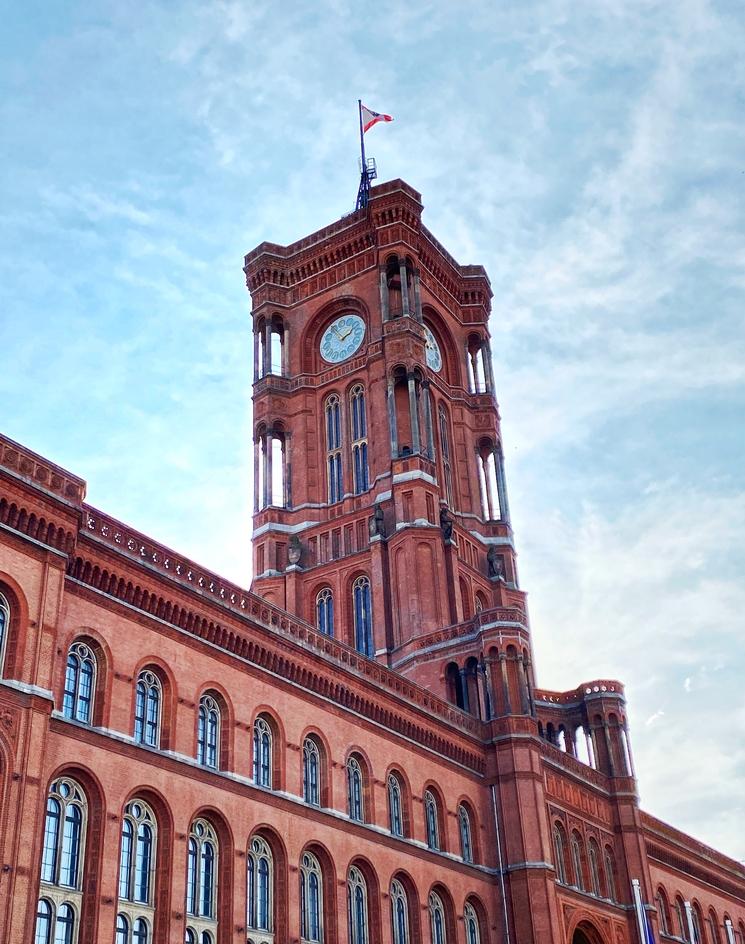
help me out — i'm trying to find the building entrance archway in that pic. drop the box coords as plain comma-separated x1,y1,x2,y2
572,921,607,944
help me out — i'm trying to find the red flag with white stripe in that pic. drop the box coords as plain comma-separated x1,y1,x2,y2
361,103,393,133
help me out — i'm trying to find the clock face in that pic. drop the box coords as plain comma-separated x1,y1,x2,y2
424,324,443,372
320,314,366,364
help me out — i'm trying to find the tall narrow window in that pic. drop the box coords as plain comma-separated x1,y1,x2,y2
424,790,440,851
570,834,584,890
352,576,373,657
388,774,403,837
0,591,9,674
118,800,156,938
350,384,369,494
300,852,323,943
553,826,567,884
438,405,454,509
429,892,447,944
347,866,369,944
36,779,86,944
247,836,273,935
588,840,601,896
464,903,481,944
347,756,364,823
326,394,343,503
253,716,273,788
303,737,321,806
390,879,409,944
186,818,218,942
197,695,220,769
62,642,96,723
603,848,616,901
316,588,334,637
134,671,161,747
458,805,473,863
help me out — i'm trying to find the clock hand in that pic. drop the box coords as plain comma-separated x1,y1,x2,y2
331,325,343,340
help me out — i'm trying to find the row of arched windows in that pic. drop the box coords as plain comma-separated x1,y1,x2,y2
656,886,745,943
314,576,372,656
55,640,479,860
552,823,617,902
33,776,487,944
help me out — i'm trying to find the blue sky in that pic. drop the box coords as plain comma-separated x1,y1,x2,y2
2,0,744,861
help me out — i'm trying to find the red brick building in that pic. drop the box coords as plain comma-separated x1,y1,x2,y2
0,179,743,944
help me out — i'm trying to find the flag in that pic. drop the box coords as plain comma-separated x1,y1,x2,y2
361,103,393,133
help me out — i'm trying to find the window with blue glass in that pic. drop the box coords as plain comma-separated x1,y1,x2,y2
36,778,86,944
117,800,155,938
464,903,481,944
303,737,321,806
347,756,364,823
347,866,369,944
388,773,404,837
429,891,447,944
458,804,474,863
316,588,334,637
197,694,220,769
350,384,369,494
0,591,9,675
391,879,409,944
186,818,217,943
247,836,273,935
134,671,161,747
300,851,323,943
352,576,373,657
62,641,96,723
253,716,273,788
325,394,343,503
424,790,440,851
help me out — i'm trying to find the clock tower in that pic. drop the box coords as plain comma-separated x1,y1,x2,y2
244,179,534,720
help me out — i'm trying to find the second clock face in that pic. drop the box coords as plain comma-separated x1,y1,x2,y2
320,314,366,364
424,324,443,372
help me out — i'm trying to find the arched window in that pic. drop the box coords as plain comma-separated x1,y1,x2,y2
656,888,671,935
553,826,567,884
390,879,409,944
197,695,220,769
134,671,161,747
300,851,323,943
476,438,509,522
118,800,156,941
186,818,218,941
34,899,52,944
424,790,440,851
247,836,273,935
429,891,447,944
62,641,96,723
708,908,722,944
316,588,334,637
603,847,616,901
675,898,689,941
692,905,704,944
303,737,321,806
588,840,601,896
464,903,481,944
347,866,369,944
255,424,288,510
0,591,9,674
570,834,584,889
458,805,473,863
326,394,343,503
352,576,373,657
253,716,273,788
438,405,454,509
350,384,369,494
36,778,86,944
347,756,364,823
388,774,404,837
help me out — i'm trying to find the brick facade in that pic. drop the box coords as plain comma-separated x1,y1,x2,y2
0,179,743,944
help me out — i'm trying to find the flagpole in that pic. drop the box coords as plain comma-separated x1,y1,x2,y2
631,879,649,944
358,99,366,173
